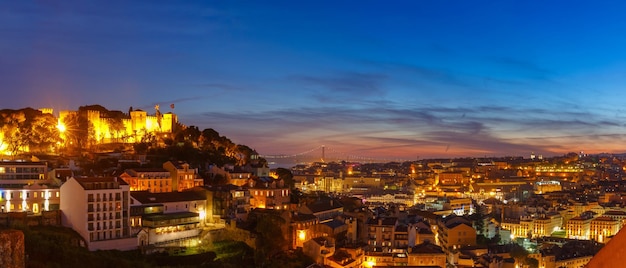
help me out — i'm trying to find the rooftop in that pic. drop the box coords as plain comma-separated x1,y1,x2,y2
131,190,206,204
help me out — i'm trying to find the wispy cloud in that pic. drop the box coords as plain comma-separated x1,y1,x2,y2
359,60,470,88
186,102,626,158
489,56,554,80
288,72,388,102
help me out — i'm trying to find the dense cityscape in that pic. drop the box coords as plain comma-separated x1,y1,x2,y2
4,2,626,267
0,106,623,267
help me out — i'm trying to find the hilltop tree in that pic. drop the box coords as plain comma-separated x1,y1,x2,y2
175,125,201,146
276,168,294,189
0,111,29,158
525,257,539,268
108,118,126,143
61,112,90,151
28,113,61,153
470,199,485,236
510,243,529,266
200,128,222,150
254,213,288,267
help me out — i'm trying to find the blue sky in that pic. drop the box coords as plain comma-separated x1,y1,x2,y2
2,1,626,159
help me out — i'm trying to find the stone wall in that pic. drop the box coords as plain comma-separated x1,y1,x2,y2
0,229,25,268
203,223,256,249
0,211,62,227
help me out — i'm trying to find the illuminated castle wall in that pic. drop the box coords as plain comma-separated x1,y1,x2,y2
59,108,177,144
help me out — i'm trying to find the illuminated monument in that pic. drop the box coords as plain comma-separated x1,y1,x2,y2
58,105,177,144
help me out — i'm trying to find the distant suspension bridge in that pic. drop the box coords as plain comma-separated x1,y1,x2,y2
259,145,410,165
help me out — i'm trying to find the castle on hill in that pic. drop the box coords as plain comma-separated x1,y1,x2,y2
57,105,178,144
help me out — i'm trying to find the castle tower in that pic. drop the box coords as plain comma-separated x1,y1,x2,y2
39,108,53,115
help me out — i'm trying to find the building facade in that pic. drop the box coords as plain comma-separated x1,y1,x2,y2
120,168,172,193
163,161,203,191
0,161,49,187
130,190,206,246
60,177,135,251
0,184,60,214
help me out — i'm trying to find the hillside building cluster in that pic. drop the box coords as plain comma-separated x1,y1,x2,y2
1,110,625,268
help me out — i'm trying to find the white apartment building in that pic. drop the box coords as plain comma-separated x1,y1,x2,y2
60,177,136,251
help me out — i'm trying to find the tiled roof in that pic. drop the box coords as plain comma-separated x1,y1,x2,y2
366,217,398,226
75,177,128,187
292,213,317,222
410,241,444,254
127,168,169,173
131,191,206,204
305,200,343,213
446,222,472,229
604,210,626,216
323,219,346,230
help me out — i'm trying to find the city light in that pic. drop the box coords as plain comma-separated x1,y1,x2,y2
57,122,66,133
298,230,306,241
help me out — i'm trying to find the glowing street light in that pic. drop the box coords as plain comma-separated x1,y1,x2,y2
57,122,66,133
298,230,306,241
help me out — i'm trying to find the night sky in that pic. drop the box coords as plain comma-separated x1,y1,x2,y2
2,1,626,159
